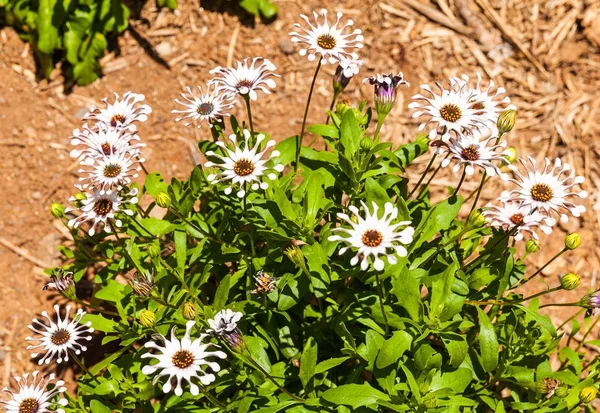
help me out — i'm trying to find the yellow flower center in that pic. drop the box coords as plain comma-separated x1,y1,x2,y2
317,34,336,50
172,349,194,369
103,163,122,178
362,230,383,247
531,183,553,202
440,104,462,122
92,198,112,216
19,398,40,413
51,329,71,345
233,159,255,176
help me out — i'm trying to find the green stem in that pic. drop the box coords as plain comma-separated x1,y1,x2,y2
129,214,156,238
245,353,304,402
468,171,487,217
70,351,99,383
575,315,600,352
375,272,389,336
514,248,567,289
463,220,525,271
454,170,467,194
417,153,449,199
109,220,144,275
150,291,179,309
326,90,340,124
557,308,585,331
160,259,205,309
465,286,562,307
201,387,227,409
295,60,322,172
168,207,224,245
539,302,580,309
374,114,387,141
75,298,120,317
243,94,255,138
408,153,438,198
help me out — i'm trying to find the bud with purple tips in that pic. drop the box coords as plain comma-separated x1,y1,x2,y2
363,72,409,119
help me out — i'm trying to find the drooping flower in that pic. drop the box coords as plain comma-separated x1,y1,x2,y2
26,305,94,365
251,269,277,295
440,132,510,177
82,91,152,130
333,57,364,92
77,149,143,191
43,269,77,301
209,57,279,101
289,9,364,64
172,84,236,127
482,200,553,241
328,201,414,271
1,371,68,413
408,77,485,140
66,186,139,236
501,157,587,224
141,321,227,396
205,130,284,198
363,73,409,117
207,309,245,350
69,123,144,162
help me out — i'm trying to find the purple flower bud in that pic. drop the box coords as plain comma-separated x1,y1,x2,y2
363,72,410,117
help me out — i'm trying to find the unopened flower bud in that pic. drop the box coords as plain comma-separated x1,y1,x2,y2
126,270,154,297
182,302,197,320
147,240,161,258
72,192,87,208
363,73,409,119
468,209,486,228
555,385,568,398
504,147,518,163
156,192,171,208
333,58,363,94
560,273,580,291
139,310,156,328
497,109,516,134
579,386,598,404
533,378,561,398
423,397,437,409
526,239,541,254
360,137,374,152
50,202,65,219
284,245,308,273
43,268,77,301
565,233,581,250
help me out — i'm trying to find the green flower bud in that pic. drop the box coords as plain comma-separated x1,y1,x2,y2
284,244,308,273
72,192,87,208
139,310,156,328
50,202,65,219
497,109,516,134
147,240,161,258
156,192,171,208
555,385,568,398
579,386,598,404
504,147,518,164
565,233,581,250
468,209,487,228
560,273,580,291
422,396,437,409
182,302,197,320
360,137,374,152
526,239,541,254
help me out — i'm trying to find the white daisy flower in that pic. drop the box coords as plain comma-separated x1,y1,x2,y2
207,309,243,336
483,200,553,241
66,186,138,236
69,123,144,162
26,305,94,365
172,84,236,127
408,77,485,140
501,157,588,224
333,57,364,92
205,130,284,198
440,132,510,177
2,371,68,413
83,91,152,129
209,57,279,101
289,9,364,64
141,321,227,396
77,150,143,191
458,73,514,126
328,201,414,271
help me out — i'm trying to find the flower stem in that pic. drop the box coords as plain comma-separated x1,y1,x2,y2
129,214,156,238
539,302,580,309
245,352,304,401
70,351,99,382
75,298,120,317
514,248,567,289
295,60,322,173
201,387,227,409
408,153,437,198
375,272,389,336
417,153,449,199
557,308,585,331
465,286,562,307
168,207,224,245
454,170,467,194
243,94,255,138
463,220,525,271
325,90,340,124
108,220,144,275
468,171,487,216
374,114,387,141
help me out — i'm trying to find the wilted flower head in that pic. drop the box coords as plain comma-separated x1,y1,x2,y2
43,269,77,301
83,91,152,130
172,84,236,127
501,157,587,225
210,57,279,101
141,321,227,396
26,305,94,365
207,309,245,350
126,269,154,297
533,378,561,399
363,73,409,118
205,130,284,198
1,371,68,413
289,9,364,64
251,269,277,295
482,200,553,241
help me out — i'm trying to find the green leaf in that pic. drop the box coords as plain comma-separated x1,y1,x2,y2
365,178,391,205
144,172,169,197
339,109,362,159
321,383,390,408
441,333,468,368
391,267,421,320
64,30,82,65
94,379,119,396
307,124,339,139
315,357,349,374
90,400,113,413
174,230,187,275
81,32,107,61
213,274,231,311
73,59,100,85
95,279,126,304
430,262,458,318
82,313,118,333
477,307,499,372
299,336,317,389
245,336,271,373
37,0,61,54
411,195,464,252
394,134,429,169
258,0,278,19
376,330,413,369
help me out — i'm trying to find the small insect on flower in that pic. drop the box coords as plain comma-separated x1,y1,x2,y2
43,269,77,301
205,130,284,198
440,132,510,177
363,73,409,118
501,157,587,224
210,57,279,101
66,186,138,236
172,83,236,128
26,305,94,365
408,76,485,140
141,321,227,396
328,201,414,271
77,148,143,192
69,123,144,162
289,9,364,64
83,91,152,130
482,200,553,241
1,371,68,413
207,309,245,351
251,269,277,295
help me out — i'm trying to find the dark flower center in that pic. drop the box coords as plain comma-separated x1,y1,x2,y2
19,398,40,413
172,349,194,369
531,183,553,202
362,230,383,247
236,79,254,90
92,198,112,216
317,34,337,50
51,329,71,346
197,103,214,116
233,159,255,176
103,163,122,178
510,213,524,225
110,114,126,127
440,104,462,122
470,101,485,110
101,142,113,156
461,145,480,161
